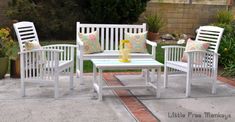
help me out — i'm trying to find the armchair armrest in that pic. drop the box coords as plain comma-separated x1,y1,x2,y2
162,45,185,62
162,45,185,49
43,44,76,61
185,50,219,78
145,39,157,59
146,39,157,47
18,49,62,54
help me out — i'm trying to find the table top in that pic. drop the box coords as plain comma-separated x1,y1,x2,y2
91,58,163,69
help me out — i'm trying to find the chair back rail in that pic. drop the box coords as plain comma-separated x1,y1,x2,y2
195,26,224,53
76,22,146,51
13,22,39,52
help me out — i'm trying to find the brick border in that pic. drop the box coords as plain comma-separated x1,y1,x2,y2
101,72,235,122
103,72,160,122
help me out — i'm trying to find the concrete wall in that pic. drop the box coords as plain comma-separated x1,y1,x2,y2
140,1,228,35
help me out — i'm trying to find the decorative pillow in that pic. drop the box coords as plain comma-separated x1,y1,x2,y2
124,32,148,53
25,40,46,64
79,31,102,54
181,39,210,62
25,40,42,50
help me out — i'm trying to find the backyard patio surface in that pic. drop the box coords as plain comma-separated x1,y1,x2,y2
0,72,234,122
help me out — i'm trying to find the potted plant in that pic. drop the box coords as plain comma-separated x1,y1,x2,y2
0,27,17,79
145,14,165,41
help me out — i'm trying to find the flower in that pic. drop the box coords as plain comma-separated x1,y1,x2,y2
0,27,16,59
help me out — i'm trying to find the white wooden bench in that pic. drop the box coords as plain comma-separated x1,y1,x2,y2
76,22,157,84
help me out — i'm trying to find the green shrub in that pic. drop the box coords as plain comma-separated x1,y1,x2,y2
215,10,234,25
212,10,235,77
222,64,235,77
82,0,149,24
7,0,82,40
218,34,235,67
6,0,149,39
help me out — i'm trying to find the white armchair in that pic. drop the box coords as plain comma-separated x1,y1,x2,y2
162,26,224,97
14,21,76,98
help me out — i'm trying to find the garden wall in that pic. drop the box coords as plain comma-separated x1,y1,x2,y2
140,1,228,35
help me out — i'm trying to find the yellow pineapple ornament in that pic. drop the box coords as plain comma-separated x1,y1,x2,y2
119,40,131,63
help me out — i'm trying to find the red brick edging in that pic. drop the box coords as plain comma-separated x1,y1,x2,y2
103,72,160,122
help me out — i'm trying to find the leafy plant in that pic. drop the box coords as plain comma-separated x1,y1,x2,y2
145,14,165,33
218,34,235,67
222,64,235,77
0,28,18,59
82,0,149,24
215,10,234,25
211,10,235,77
6,0,149,39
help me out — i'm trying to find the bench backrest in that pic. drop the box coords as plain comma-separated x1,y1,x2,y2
195,26,224,53
76,22,146,50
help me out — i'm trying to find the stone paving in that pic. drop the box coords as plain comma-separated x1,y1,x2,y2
0,73,235,122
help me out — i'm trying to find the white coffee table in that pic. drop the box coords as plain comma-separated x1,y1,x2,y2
91,58,163,101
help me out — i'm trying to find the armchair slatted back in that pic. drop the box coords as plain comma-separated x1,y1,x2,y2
77,22,146,51
195,26,224,53
13,21,39,52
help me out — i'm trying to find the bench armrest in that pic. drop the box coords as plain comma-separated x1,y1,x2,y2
145,39,157,59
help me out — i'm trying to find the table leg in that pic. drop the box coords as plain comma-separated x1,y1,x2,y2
151,69,155,82
145,69,150,90
98,69,103,101
156,67,161,98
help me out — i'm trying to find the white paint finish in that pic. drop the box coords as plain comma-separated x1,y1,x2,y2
162,25,224,97
13,21,76,98
91,58,163,101
76,22,157,84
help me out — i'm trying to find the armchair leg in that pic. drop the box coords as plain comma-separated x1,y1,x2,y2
186,72,191,97
21,79,25,97
164,66,168,88
54,75,59,98
70,66,74,90
212,78,217,94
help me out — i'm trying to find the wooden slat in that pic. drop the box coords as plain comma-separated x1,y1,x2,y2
105,28,109,50
110,28,114,50
115,28,119,50
101,27,104,50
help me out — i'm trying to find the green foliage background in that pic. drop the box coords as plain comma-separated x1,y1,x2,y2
212,10,235,77
6,0,149,40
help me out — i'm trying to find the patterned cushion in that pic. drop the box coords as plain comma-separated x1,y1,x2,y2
124,32,147,53
79,31,102,54
181,39,210,62
25,41,42,50
25,41,46,64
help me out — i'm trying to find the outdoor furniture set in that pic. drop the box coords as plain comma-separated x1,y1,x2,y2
13,21,224,100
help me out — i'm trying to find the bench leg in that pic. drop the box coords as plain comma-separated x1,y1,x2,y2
98,69,103,101
79,59,84,85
